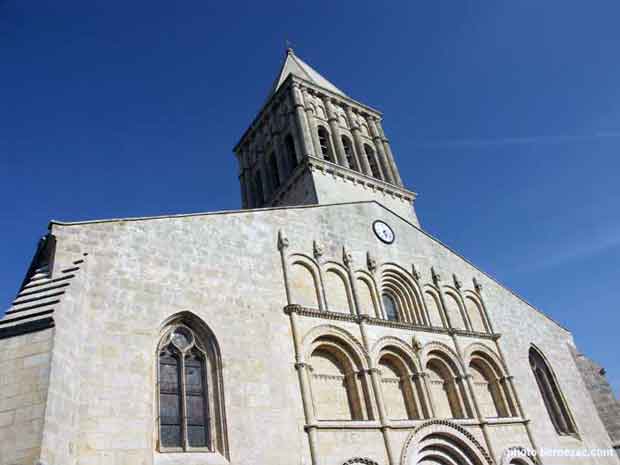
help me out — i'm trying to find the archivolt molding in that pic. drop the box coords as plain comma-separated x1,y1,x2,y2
400,419,493,465
421,341,463,372
343,458,379,465
462,289,484,306
463,342,503,370
324,260,349,275
423,282,441,294
355,268,378,284
289,252,321,271
157,310,220,355
380,261,414,276
371,336,422,373
301,324,368,366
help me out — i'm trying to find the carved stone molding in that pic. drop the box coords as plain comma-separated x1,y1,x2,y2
285,305,499,340
366,252,377,272
313,240,324,260
411,263,421,281
343,246,353,268
277,230,289,250
453,273,463,290
342,457,379,465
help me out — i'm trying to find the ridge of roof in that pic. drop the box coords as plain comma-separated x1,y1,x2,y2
269,48,347,98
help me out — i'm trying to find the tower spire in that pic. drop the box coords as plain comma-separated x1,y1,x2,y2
233,50,418,225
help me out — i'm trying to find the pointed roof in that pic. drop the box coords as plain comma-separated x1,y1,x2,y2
270,48,347,97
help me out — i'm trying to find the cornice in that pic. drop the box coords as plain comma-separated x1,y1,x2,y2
283,305,499,341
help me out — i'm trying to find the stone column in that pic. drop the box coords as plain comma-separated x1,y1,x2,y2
369,117,395,183
375,118,404,186
322,96,348,167
357,316,396,465
343,246,361,316
406,374,424,419
291,82,314,159
302,88,322,157
414,372,435,418
347,108,372,175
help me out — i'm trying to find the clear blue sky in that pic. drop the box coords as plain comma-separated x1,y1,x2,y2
1,1,619,394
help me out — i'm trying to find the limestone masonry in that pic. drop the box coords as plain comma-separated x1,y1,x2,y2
1,49,618,465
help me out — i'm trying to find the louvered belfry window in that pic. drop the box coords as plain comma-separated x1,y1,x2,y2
159,325,210,450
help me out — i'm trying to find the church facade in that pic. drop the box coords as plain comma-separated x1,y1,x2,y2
0,50,618,465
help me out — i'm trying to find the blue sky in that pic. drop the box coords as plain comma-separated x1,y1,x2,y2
1,1,619,394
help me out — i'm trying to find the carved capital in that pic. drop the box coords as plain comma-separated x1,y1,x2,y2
431,266,442,285
453,273,462,290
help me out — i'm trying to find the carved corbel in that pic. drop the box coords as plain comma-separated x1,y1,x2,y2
431,266,442,286
366,252,377,272
343,246,353,268
473,277,483,294
453,273,462,290
411,263,421,281
412,335,422,353
277,230,289,251
313,240,324,260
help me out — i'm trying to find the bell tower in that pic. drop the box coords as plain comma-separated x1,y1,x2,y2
233,49,419,225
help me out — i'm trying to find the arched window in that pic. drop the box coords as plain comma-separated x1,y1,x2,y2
157,319,228,455
318,126,334,162
364,144,381,179
269,152,280,191
378,349,425,420
309,336,370,421
382,293,399,321
382,268,426,325
284,134,297,174
529,347,577,435
341,136,357,171
425,350,472,419
469,357,510,418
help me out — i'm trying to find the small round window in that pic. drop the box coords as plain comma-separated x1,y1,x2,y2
171,326,194,351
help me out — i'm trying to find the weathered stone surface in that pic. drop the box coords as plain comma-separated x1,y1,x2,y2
0,50,617,465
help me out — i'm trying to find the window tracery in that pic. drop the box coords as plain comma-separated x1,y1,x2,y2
529,347,577,435
157,317,228,456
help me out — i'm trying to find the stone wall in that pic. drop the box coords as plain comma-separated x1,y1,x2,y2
1,201,617,465
0,328,53,465
571,346,620,457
